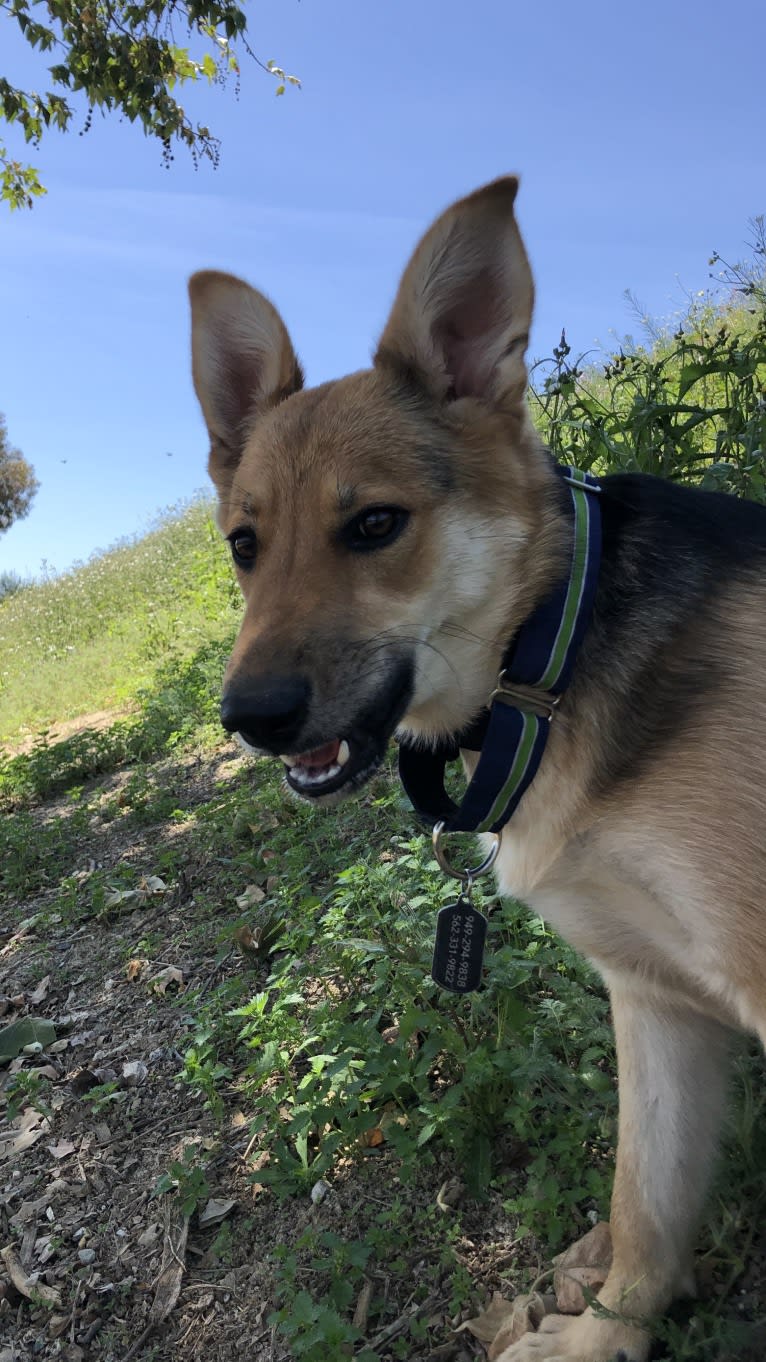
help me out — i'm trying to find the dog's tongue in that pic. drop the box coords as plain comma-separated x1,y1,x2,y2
292,740,341,771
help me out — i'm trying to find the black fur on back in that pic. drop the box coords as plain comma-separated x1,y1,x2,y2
574,473,766,797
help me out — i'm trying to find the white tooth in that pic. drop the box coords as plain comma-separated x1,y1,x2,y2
337,740,351,766
290,762,343,790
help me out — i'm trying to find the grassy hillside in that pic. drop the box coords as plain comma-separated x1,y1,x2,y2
1,246,765,1362
0,498,240,743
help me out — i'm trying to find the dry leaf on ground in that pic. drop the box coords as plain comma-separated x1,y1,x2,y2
0,1108,50,1163
353,1276,374,1331
0,1245,62,1306
235,884,266,910
148,966,184,995
140,875,167,895
149,1204,190,1326
103,888,139,909
27,975,51,1006
553,1221,613,1314
458,1291,519,1344
198,1197,237,1228
459,1290,552,1357
0,915,40,959
46,1139,76,1161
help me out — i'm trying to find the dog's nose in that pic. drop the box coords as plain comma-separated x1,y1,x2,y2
220,675,312,752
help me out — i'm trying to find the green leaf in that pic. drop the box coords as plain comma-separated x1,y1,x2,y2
579,1065,613,1094
0,1016,56,1061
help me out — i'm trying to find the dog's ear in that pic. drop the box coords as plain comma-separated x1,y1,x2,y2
375,177,533,408
188,271,303,493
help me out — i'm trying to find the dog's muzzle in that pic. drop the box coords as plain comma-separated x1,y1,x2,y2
220,658,415,802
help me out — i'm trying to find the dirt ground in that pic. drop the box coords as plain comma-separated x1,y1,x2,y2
4,743,766,1362
0,751,534,1362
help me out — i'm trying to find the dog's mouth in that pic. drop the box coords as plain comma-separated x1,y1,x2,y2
276,658,414,803
280,734,383,800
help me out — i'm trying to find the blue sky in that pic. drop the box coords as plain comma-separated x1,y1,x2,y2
1,0,764,579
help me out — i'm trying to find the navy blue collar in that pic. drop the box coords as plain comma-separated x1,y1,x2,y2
398,466,602,835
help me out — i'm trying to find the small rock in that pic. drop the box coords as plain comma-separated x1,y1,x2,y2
77,1248,96,1265
92,1066,119,1086
121,1060,148,1087
310,1179,331,1205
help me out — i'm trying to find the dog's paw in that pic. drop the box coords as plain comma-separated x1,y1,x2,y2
493,1309,649,1362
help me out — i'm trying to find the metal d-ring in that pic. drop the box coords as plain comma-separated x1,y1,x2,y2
432,820,501,888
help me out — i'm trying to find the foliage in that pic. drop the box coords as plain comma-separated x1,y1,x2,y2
271,1230,377,1362
0,0,299,207
153,1143,211,1217
0,496,239,745
199,826,616,1236
0,411,38,532
3,237,766,1360
530,218,766,503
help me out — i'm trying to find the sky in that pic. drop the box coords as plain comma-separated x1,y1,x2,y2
0,0,764,580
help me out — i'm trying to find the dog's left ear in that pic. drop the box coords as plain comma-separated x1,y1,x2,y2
375,177,533,409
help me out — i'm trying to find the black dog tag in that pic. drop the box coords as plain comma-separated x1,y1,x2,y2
431,896,487,994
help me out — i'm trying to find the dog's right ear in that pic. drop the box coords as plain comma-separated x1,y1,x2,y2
188,271,303,494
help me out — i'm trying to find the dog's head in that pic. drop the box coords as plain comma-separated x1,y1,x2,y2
189,177,563,804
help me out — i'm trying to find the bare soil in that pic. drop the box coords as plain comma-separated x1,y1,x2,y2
0,750,532,1362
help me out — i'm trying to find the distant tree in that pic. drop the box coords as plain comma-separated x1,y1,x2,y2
0,568,29,599
0,413,38,532
1,1,299,208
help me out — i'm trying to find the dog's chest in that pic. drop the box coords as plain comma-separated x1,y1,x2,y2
492,827,690,973
489,818,752,1029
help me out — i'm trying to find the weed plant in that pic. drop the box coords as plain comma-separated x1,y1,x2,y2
530,219,766,503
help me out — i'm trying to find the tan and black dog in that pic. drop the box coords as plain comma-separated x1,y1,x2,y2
188,178,766,1362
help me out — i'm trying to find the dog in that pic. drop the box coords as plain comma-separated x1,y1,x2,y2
188,177,766,1362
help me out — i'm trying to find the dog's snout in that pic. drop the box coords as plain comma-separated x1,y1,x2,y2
220,675,312,752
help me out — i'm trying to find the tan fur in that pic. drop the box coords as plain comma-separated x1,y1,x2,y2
189,178,766,1362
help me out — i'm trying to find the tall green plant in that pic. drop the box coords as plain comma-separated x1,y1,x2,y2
530,221,766,502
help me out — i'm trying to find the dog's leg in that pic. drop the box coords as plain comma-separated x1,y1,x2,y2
497,983,731,1362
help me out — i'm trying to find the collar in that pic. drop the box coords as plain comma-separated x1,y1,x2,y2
398,465,602,835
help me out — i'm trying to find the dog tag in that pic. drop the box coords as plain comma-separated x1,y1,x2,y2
431,896,487,994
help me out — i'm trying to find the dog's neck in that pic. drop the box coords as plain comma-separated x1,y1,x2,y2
398,464,603,835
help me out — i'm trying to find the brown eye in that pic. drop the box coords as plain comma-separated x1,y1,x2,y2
360,510,396,538
228,528,257,567
344,506,409,552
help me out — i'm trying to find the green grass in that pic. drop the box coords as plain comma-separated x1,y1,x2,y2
0,497,240,742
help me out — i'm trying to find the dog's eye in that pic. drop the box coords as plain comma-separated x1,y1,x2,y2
344,507,409,551
228,528,258,567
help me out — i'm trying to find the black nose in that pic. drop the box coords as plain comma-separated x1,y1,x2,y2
220,675,312,752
